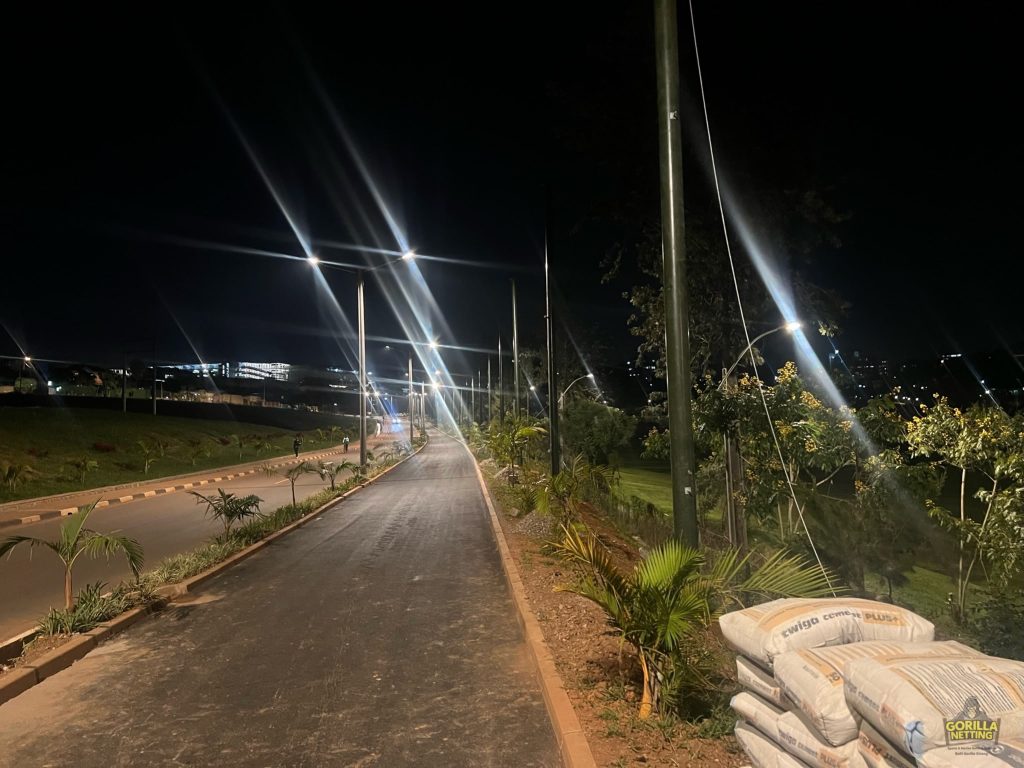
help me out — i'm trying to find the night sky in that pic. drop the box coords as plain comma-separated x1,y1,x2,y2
2,4,1020,378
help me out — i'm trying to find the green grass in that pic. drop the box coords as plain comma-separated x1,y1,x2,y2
0,407,354,503
864,565,983,644
616,466,673,515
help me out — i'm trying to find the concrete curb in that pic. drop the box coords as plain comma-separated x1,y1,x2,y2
466,448,598,768
0,439,427,708
0,447,358,530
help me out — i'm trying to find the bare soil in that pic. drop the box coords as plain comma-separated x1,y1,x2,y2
0,634,68,675
490,483,747,768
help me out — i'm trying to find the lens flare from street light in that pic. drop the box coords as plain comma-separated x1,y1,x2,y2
402,250,416,261
24,356,31,363
429,340,439,350
307,255,320,266
586,373,595,378
784,321,802,332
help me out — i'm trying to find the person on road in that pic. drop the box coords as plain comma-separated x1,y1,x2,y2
342,435,350,453
293,434,302,457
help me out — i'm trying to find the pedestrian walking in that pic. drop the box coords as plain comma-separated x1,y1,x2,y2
342,435,350,453
293,434,302,457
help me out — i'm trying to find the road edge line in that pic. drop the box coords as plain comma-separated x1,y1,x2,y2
0,438,428,708
465,447,598,768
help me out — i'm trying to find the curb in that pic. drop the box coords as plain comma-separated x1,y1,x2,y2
0,447,361,530
0,439,427,707
465,446,598,768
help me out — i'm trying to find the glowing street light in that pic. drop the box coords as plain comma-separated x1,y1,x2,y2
558,373,596,407
429,339,439,350
720,321,803,386
307,255,320,266
401,250,416,261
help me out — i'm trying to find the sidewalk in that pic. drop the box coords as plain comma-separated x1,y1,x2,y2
0,435,393,530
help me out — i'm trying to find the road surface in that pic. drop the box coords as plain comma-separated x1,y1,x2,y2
0,432,398,640
0,432,558,767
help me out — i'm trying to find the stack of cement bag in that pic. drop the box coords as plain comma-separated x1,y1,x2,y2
721,597,1024,767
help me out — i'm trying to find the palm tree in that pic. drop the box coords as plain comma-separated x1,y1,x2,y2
317,460,357,490
552,525,840,719
1,461,39,491
136,440,156,475
0,501,144,610
284,461,316,506
189,489,263,537
535,454,614,523
67,457,99,485
187,439,211,467
230,434,245,461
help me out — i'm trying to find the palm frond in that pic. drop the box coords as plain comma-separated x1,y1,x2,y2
79,532,145,577
0,535,59,561
634,539,704,592
549,524,631,599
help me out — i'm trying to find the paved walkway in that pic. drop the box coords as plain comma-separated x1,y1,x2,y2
0,433,558,767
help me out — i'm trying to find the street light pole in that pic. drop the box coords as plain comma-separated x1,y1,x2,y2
408,355,414,444
358,271,367,472
719,322,802,386
511,280,520,420
545,244,560,475
655,0,698,546
497,336,504,421
558,373,596,408
487,358,492,423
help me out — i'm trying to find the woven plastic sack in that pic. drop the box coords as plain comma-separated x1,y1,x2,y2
732,691,786,742
777,710,866,768
738,655,787,708
774,640,981,746
735,720,812,768
858,722,916,768
845,655,1024,758
719,598,935,668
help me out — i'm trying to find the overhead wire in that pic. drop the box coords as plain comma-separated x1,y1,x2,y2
686,0,836,594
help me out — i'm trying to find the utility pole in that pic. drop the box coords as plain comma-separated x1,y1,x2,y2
498,336,504,421
545,241,560,475
408,355,414,444
477,369,482,423
511,280,520,420
487,358,492,423
122,352,127,414
471,376,476,425
358,272,367,472
151,340,157,416
655,0,699,547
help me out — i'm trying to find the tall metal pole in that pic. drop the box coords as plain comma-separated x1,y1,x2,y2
511,280,520,420
122,352,127,413
487,358,492,423
358,272,368,471
151,340,157,416
498,337,504,421
545,241,561,475
477,370,482,423
471,376,476,425
408,355,414,444
655,0,699,547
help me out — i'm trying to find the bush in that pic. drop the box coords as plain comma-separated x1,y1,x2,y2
562,401,636,465
971,589,1024,660
37,581,145,636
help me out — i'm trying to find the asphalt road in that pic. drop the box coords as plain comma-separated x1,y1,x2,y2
0,432,558,767
0,458,348,640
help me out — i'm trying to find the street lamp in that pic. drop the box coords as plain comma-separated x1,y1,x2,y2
19,356,31,393
558,373,596,407
719,321,802,387
311,253,415,472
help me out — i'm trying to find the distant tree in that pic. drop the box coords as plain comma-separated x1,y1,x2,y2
136,441,156,475
0,501,143,610
1,462,39,491
67,457,99,485
907,398,1024,621
317,460,356,490
187,439,211,467
561,400,636,465
284,461,316,506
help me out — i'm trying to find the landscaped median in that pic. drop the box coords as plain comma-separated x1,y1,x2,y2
0,435,427,707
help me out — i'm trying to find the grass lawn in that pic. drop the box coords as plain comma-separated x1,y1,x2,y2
0,407,356,504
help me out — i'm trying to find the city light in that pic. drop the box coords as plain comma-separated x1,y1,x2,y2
785,321,802,332
307,255,320,266
402,250,416,261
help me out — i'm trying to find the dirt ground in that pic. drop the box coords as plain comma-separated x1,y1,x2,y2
488,480,747,768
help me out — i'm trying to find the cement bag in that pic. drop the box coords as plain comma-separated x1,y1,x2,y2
775,640,982,746
777,710,866,768
719,598,935,668
732,691,786,742
918,738,1024,768
738,655,788,708
845,655,1024,758
735,720,812,768
858,723,916,768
